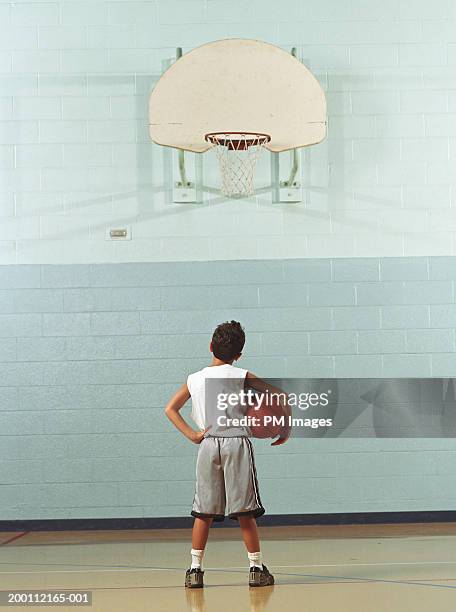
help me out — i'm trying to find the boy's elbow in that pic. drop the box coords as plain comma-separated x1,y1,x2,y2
164,404,174,418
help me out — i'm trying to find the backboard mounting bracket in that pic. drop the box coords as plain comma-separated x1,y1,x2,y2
172,148,203,203
271,149,303,203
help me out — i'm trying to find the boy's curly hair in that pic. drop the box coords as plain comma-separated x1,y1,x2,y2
211,320,245,361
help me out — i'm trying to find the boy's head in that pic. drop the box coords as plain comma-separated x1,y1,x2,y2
210,320,245,362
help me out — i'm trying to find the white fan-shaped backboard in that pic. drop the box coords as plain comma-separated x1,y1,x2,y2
149,39,327,154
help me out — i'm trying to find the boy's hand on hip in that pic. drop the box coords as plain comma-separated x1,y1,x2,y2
190,427,211,444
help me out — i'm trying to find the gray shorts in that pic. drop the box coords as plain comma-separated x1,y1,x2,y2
191,436,265,522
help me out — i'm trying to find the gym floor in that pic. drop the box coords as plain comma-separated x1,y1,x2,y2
1,524,455,611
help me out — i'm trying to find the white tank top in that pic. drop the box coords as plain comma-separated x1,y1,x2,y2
187,363,248,431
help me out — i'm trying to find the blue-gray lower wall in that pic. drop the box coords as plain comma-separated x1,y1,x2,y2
1,257,456,520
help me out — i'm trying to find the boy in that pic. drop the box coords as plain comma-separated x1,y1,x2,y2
165,320,290,589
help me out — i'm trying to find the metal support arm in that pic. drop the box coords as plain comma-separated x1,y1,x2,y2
282,47,300,188
174,48,191,187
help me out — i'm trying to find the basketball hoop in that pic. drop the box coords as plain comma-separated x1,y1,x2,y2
205,132,271,197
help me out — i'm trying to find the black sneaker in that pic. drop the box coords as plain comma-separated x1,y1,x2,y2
185,567,204,588
249,564,274,587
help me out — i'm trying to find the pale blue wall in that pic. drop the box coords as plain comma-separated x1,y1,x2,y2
1,0,456,263
1,0,456,521
1,257,456,520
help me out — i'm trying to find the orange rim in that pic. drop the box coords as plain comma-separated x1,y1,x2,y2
205,132,271,151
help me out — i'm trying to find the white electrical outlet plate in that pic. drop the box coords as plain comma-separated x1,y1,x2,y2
106,226,131,240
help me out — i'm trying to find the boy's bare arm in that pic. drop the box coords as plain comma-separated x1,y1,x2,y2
245,372,291,446
165,383,210,444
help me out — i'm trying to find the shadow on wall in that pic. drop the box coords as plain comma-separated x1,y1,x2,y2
18,62,424,244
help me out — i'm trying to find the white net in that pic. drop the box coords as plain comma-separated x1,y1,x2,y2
205,132,270,197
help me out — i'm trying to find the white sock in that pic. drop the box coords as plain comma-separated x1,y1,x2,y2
190,548,204,570
248,551,263,569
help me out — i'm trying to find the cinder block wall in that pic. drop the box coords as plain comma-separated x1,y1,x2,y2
1,0,456,263
2,257,456,520
2,1,456,521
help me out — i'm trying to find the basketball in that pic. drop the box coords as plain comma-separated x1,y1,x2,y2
245,396,285,439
